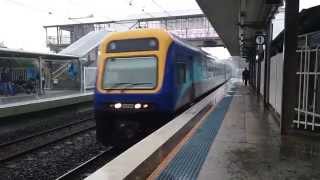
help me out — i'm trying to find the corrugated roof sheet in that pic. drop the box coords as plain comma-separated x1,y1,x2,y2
0,47,78,60
59,30,111,57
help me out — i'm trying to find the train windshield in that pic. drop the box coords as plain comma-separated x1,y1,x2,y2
103,56,157,89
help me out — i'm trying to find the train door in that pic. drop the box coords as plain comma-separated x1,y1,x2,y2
175,53,194,109
188,55,196,101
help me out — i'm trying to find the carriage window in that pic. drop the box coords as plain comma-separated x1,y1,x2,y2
176,63,187,84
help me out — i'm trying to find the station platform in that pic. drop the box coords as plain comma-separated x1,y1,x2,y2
0,90,78,105
0,90,93,118
153,82,320,179
85,79,320,180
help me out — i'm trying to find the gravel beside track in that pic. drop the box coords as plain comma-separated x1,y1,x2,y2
0,130,109,180
0,119,95,162
0,102,93,143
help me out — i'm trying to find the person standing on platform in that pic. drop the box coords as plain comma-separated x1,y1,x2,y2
2,67,13,96
242,68,250,86
41,75,45,94
0,69,6,95
40,67,46,95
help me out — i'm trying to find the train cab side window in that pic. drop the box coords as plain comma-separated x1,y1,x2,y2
176,63,187,84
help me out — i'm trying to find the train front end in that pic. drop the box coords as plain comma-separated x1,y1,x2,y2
94,29,174,145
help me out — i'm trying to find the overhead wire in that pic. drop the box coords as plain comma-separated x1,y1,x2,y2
67,0,134,30
1,0,84,28
3,0,105,24
2,0,54,15
141,6,155,18
150,0,171,16
129,0,172,17
126,0,154,18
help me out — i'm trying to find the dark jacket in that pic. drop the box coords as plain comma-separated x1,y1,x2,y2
242,70,250,80
1,72,9,82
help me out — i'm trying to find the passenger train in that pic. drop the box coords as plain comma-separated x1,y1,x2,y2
94,29,232,145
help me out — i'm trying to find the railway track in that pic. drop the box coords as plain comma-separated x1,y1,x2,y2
56,146,120,180
0,118,96,162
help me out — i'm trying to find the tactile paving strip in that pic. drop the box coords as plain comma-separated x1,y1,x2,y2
157,89,236,180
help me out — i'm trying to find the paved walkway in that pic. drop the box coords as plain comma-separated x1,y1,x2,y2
0,90,81,105
197,82,320,180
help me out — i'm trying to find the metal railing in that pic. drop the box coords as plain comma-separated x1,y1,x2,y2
52,64,69,79
45,13,219,48
10,68,28,81
294,32,320,130
0,68,28,82
169,29,217,40
47,36,71,45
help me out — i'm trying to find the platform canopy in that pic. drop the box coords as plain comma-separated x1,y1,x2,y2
0,47,78,60
196,0,282,56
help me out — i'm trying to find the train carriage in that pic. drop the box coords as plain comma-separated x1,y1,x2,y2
94,29,231,145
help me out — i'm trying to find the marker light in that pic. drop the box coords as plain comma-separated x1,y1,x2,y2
149,39,157,47
134,103,142,109
110,42,116,50
143,104,149,108
114,103,122,109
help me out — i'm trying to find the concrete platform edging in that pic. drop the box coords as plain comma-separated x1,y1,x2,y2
85,82,230,180
0,93,93,118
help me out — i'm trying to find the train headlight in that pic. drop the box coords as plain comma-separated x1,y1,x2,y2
114,103,122,109
134,103,142,109
143,104,149,108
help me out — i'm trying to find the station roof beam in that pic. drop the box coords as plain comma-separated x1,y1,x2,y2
196,0,283,56
43,12,224,52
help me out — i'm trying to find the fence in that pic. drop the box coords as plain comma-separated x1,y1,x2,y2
0,68,28,81
0,67,38,96
47,36,71,45
269,53,284,115
11,68,28,81
293,32,320,130
83,67,97,92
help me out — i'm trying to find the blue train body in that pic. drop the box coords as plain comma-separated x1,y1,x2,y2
94,41,230,115
94,29,231,145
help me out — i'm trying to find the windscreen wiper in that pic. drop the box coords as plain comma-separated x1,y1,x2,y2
108,82,153,89
120,82,153,90
108,82,133,88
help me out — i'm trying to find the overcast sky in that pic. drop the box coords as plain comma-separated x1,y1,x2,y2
0,0,319,59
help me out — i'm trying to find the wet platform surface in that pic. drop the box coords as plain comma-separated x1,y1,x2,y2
0,90,83,106
197,82,320,180
0,91,93,118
